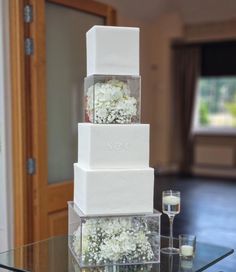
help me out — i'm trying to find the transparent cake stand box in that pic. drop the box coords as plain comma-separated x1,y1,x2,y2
69,249,160,272
84,75,141,124
68,201,161,268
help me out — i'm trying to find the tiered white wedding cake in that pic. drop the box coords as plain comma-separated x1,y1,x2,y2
69,26,160,267
74,26,154,215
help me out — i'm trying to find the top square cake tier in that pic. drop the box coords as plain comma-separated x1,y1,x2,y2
86,26,139,76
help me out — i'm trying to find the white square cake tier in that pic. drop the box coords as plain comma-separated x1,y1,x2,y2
74,163,154,215
78,123,150,169
86,26,139,76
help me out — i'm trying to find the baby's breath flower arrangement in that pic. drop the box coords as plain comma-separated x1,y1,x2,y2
71,255,153,272
86,79,138,124
72,217,154,266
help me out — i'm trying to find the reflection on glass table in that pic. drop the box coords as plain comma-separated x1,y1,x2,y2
0,236,233,272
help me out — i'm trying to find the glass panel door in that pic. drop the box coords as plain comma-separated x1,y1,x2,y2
46,2,104,183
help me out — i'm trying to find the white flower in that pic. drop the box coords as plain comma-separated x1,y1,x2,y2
86,79,138,124
72,217,155,265
96,108,107,119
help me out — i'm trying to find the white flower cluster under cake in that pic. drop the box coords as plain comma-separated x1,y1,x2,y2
72,217,154,265
86,79,137,124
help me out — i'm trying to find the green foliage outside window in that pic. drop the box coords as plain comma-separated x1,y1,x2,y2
199,100,209,126
225,94,236,126
195,77,236,129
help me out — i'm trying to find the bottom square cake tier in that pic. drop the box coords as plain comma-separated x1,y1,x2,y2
74,163,154,215
68,202,161,267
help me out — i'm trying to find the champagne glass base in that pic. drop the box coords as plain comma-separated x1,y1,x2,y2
161,247,179,255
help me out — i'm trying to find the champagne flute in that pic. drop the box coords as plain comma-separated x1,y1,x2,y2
161,190,181,254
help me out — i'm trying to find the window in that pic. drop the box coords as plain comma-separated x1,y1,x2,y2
193,77,236,133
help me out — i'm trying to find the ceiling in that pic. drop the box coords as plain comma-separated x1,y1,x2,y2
99,0,236,24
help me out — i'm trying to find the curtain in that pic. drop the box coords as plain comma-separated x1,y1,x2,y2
173,45,201,174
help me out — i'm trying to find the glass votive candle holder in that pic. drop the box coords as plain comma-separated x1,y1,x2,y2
179,259,194,272
179,234,196,260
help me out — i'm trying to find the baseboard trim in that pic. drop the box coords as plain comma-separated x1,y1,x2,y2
192,165,236,178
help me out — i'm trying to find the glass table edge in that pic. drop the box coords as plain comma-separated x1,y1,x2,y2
195,248,234,272
0,263,30,272
0,235,234,272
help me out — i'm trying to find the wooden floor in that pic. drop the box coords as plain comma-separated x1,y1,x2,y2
154,174,236,272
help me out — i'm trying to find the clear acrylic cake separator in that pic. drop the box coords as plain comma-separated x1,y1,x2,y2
68,201,161,268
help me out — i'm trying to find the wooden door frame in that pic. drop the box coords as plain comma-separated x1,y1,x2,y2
10,0,31,247
10,0,116,246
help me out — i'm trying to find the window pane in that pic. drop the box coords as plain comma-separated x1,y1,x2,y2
194,77,236,130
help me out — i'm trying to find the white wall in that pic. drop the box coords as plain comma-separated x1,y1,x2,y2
0,0,13,251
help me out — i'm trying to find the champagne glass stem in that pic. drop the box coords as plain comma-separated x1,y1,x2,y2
169,216,174,249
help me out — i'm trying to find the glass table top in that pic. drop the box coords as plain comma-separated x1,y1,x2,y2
0,236,233,272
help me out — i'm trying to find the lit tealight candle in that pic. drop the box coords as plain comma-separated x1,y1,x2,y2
180,245,194,257
163,195,180,205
